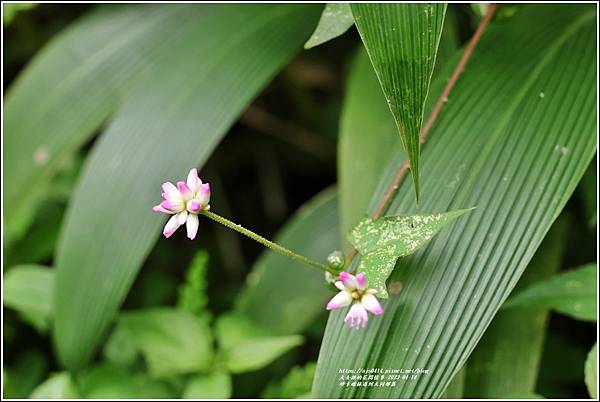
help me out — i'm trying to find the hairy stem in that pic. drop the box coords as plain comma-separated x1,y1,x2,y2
201,210,336,274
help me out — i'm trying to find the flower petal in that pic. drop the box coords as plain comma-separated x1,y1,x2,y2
153,204,172,214
176,211,188,225
339,271,358,289
162,182,181,200
326,290,352,310
334,281,345,291
161,199,184,213
187,199,201,213
186,213,199,240
344,304,369,329
186,168,202,193
163,214,182,238
361,294,383,315
197,183,211,206
355,272,368,290
177,181,194,199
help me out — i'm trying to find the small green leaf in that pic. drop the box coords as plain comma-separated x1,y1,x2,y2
351,3,447,201
503,263,597,321
585,343,597,399
102,326,139,368
2,3,36,25
78,363,175,399
2,350,48,398
183,371,232,399
349,208,473,297
29,372,78,399
263,362,317,399
117,308,213,378
304,4,354,49
223,335,304,374
215,312,303,374
3,265,54,331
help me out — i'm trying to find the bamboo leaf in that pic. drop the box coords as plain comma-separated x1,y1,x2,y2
349,209,473,297
503,263,597,322
351,3,447,202
464,216,569,397
3,5,215,244
235,188,339,335
304,4,354,49
53,4,321,370
313,5,597,398
585,343,597,399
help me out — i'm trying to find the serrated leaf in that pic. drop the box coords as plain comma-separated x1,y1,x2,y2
52,4,321,370
349,209,473,297
313,5,597,398
351,3,447,201
585,343,597,399
304,4,354,49
183,371,232,399
3,265,54,331
503,263,597,321
117,308,213,378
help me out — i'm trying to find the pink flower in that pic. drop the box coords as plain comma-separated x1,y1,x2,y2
326,271,383,329
153,168,211,240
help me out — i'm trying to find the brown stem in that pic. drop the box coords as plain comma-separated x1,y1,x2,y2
345,4,497,266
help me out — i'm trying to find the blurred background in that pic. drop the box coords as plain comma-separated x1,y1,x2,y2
3,3,597,399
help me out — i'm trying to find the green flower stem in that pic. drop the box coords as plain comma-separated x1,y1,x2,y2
200,210,336,274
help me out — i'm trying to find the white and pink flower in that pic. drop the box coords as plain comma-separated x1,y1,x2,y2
153,168,210,240
326,271,383,329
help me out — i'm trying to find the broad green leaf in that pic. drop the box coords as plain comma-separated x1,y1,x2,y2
117,308,213,378
579,158,597,227
314,5,597,398
223,335,304,374
215,312,304,374
263,362,317,399
30,372,78,399
215,312,271,349
503,263,597,321
236,188,339,335
53,4,321,370
585,343,597,399
349,209,473,297
177,250,210,317
464,216,569,397
338,13,459,246
183,372,232,399
338,48,400,242
304,4,354,49
3,5,218,244
441,366,465,398
3,265,54,331
78,363,175,399
351,3,447,201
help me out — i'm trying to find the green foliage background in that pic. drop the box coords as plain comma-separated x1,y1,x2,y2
3,3,597,399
